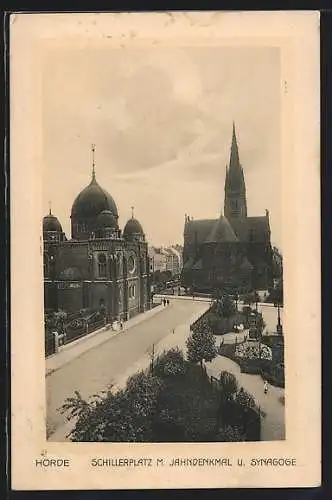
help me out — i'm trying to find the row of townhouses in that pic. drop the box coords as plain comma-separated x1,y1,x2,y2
148,245,183,278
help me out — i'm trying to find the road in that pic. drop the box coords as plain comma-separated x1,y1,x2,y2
46,300,208,437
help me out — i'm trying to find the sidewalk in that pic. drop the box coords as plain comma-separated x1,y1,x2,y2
46,304,164,376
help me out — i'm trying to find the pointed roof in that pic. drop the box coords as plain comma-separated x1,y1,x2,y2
230,122,240,170
226,122,245,192
184,219,216,244
205,215,238,243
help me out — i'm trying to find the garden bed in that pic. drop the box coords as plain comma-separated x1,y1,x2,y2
218,342,285,388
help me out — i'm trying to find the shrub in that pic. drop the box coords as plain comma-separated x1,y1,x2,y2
236,388,256,409
219,371,238,400
235,341,272,360
154,348,186,378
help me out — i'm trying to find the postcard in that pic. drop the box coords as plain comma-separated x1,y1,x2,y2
10,11,321,489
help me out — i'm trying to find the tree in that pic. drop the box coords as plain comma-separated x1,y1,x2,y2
186,329,217,375
236,387,256,410
216,294,236,319
219,371,238,401
61,372,163,442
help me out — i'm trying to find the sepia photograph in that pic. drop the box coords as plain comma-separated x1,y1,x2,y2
10,11,320,490
42,42,284,443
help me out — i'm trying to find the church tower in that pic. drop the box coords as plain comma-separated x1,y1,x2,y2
224,123,247,220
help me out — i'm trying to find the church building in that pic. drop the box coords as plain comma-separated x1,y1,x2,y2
181,124,273,294
43,148,150,319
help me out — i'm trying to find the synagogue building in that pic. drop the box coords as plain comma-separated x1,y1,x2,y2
43,152,150,319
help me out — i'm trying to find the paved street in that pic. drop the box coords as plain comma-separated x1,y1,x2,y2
47,297,285,442
46,299,208,438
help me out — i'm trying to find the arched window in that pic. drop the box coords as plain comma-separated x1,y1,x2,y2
98,253,107,278
128,284,136,299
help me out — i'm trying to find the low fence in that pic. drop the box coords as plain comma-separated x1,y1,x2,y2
45,315,111,357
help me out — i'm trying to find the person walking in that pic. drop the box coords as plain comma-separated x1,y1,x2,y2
120,319,124,331
163,298,166,307
264,380,268,395
167,299,170,306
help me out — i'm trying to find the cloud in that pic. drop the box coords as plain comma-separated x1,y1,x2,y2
42,45,282,248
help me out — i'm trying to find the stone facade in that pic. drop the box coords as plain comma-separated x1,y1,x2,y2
43,170,150,320
182,124,273,294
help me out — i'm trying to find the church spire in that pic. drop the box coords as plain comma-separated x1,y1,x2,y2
229,121,241,173
224,123,247,219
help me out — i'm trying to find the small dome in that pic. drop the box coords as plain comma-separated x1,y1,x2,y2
95,210,117,229
43,211,63,232
71,174,118,220
123,217,144,237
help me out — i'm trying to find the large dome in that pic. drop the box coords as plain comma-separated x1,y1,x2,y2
95,210,117,229
43,211,63,232
71,175,118,219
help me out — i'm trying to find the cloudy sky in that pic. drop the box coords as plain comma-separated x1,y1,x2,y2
42,45,281,248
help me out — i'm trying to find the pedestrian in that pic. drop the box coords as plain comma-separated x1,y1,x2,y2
167,299,170,306
163,298,166,307
120,319,124,331
264,380,268,395
173,328,175,334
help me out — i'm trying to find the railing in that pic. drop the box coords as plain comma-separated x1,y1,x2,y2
45,315,111,357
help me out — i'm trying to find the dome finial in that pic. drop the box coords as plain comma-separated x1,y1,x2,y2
91,143,96,181
48,200,52,215
131,205,134,219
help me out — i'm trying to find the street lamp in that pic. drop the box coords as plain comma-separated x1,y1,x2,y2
276,301,283,335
